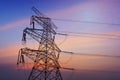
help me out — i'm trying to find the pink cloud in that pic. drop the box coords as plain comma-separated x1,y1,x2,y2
0,2,98,31
0,44,22,58
0,42,37,58
0,18,29,31
0,4,78,31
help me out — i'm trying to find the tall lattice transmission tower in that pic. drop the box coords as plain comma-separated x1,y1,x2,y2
17,7,73,80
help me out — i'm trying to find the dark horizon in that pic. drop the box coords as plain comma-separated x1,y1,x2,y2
0,63,120,80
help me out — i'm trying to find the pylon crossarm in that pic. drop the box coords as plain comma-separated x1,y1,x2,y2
61,67,75,70
17,48,46,65
22,27,43,43
31,15,56,34
32,6,47,18
56,32,68,36
17,48,61,66
32,6,57,30
61,51,74,54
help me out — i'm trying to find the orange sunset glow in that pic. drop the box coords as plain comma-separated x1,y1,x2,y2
0,0,120,80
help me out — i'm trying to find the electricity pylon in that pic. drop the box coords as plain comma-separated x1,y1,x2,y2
17,7,73,80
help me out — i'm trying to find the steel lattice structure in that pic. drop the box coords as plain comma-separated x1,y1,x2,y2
17,7,63,80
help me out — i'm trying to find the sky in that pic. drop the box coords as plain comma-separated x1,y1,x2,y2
0,0,120,80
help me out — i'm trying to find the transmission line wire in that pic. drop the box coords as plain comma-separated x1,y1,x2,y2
68,35,120,40
53,18,120,39
74,53,120,58
62,51,120,58
75,69,120,73
57,31,120,40
58,31,120,37
52,18,120,25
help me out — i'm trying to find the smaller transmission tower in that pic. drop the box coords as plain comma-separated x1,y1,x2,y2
17,7,73,80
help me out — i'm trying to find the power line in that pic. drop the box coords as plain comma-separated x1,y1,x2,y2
58,31,120,37
75,69,120,73
57,31,120,40
74,53,120,58
68,35,120,40
57,34,120,40
52,18,120,25
62,51,120,58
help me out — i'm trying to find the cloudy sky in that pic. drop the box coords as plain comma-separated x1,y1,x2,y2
0,0,120,80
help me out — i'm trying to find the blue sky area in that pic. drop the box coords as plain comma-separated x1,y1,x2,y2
0,0,120,80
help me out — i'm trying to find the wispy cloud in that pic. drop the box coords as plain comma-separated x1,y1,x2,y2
0,3,87,31
0,44,21,58
0,0,120,71
0,18,29,31
0,42,37,58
